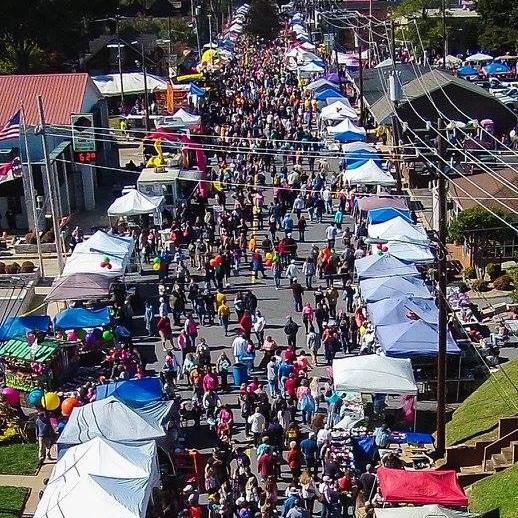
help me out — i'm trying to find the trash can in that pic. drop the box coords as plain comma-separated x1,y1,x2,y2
233,362,248,386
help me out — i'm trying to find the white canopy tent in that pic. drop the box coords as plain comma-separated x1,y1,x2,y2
321,101,358,122
172,108,201,128
341,141,378,153
332,355,418,395
93,72,167,97
35,438,159,518
465,52,493,63
62,251,127,278
305,78,336,91
299,61,325,73
368,217,429,243
75,230,134,257
108,189,164,217
344,159,395,186
376,238,434,263
375,505,479,518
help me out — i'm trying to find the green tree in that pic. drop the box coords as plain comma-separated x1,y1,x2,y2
448,206,515,243
476,0,518,53
248,0,280,40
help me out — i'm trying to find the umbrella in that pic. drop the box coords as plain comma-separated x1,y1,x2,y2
465,52,493,63
483,62,511,75
457,65,478,77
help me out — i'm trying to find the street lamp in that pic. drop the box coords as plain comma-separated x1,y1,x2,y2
132,40,150,132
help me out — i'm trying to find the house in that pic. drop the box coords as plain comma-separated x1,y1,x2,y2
359,64,517,137
0,74,109,231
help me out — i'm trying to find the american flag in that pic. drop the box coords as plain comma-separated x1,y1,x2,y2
0,110,20,142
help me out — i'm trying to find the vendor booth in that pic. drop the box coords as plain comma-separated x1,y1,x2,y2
359,275,432,303
54,307,111,330
332,355,418,395
0,338,75,391
356,195,408,213
96,377,163,404
377,240,435,264
377,467,468,507
0,315,50,341
45,274,113,303
107,189,164,219
375,506,479,518
355,254,419,280
367,208,413,225
366,296,438,326
344,160,395,186
35,437,160,518
322,102,358,123
368,217,429,244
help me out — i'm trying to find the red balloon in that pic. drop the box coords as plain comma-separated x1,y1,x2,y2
209,258,217,267
61,397,81,416
381,245,389,252
106,263,112,269
376,243,383,250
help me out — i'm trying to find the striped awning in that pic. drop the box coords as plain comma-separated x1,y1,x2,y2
0,339,60,363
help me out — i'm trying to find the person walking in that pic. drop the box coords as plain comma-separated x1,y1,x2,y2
302,257,316,289
218,300,231,336
284,316,300,348
291,280,304,313
248,407,266,446
144,301,154,336
36,411,54,464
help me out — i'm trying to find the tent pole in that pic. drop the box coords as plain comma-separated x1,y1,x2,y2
413,396,417,432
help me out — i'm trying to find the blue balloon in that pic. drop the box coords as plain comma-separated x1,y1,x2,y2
28,388,44,406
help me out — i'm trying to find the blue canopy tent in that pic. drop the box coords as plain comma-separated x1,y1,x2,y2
335,128,366,143
376,320,460,357
483,62,510,75
96,377,163,404
366,296,438,326
359,275,432,303
345,151,383,169
457,65,478,78
315,88,345,101
355,254,419,280
0,315,51,341
367,207,413,224
54,307,111,330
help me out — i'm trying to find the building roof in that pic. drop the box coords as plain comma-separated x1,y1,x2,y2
0,73,100,126
0,338,60,363
449,169,518,213
360,64,514,127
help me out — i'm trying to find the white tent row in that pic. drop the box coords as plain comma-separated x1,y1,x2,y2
35,437,160,518
321,101,358,122
375,505,479,518
368,216,429,243
343,159,395,186
332,355,418,395
108,189,164,217
93,72,168,97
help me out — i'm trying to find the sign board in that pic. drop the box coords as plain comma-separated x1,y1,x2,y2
71,114,96,153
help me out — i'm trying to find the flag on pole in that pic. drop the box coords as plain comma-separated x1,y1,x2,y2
0,110,21,142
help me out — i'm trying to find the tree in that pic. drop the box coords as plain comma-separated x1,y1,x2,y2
248,0,279,41
448,206,515,243
476,0,518,53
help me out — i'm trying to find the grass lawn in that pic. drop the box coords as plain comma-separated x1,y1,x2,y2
446,358,518,446
0,443,39,475
0,486,29,518
468,463,518,518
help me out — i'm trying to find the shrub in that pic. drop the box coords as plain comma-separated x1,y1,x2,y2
5,262,20,274
463,267,476,280
493,274,513,291
472,279,489,292
486,263,502,281
21,261,35,273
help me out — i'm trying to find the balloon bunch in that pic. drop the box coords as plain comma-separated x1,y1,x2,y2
2,387,20,406
100,256,112,269
376,243,389,255
26,387,82,417
152,256,161,271
264,252,273,267
209,255,223,268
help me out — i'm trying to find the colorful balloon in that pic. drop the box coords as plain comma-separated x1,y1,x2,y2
153,263,160,271
377,243,383,250
41,392,60,411
265,252,273,260
102,330,113,341
381,245,389,252
28,388,44,406
77,329,87,340
2,387,20,406
85,332,97,346
61,397,81,417
153,257,161,264
209,258,218,267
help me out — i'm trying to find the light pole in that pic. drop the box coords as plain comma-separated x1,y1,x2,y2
132,40,150,132
208,12,213,46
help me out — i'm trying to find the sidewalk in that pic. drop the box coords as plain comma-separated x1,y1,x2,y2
0,458,55,517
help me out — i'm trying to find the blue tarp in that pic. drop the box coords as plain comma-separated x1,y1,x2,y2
54,307,111,330
334,130,366,143
0,315,51,341
351,436,376,470
391,432,434,445
315,87,344,101
355,254,419,280
359,276,432,303
376,320,461,357
96,377,163,404
457,65,478,77
367,207,413,224
345,150,382,168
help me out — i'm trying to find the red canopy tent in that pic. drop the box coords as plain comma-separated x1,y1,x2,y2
377,468,468,507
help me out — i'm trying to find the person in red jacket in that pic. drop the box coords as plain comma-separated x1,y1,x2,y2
239,310,253,338
287,440,303,483
285,372,297,400
257,449,275,482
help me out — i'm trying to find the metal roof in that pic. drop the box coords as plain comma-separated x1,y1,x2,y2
0,73,100,126
0,339,60,363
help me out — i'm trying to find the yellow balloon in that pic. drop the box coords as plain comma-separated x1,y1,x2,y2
41,392,60,411
265,253,273,260
153,263,160,271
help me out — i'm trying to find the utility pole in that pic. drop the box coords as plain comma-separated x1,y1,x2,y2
133,40,150,132
116,10,125,104
389,20,402,193
356,34,365,126
441,0,447,70
436,117,448,457
36,96,65,274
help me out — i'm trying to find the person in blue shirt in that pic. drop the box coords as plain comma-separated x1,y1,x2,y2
282,213,294,236
300,432,319,477
278,361,294,397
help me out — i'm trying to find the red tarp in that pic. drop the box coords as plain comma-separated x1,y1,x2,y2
377,468,469,507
